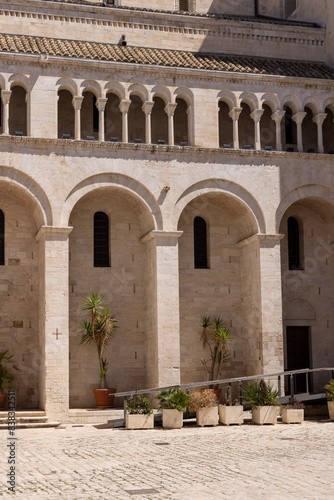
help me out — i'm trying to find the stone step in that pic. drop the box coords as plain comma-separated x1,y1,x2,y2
0,411,46,418
0,421,60,429
0,416,49,424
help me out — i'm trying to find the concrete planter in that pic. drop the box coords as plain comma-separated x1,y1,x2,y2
328,401,334,420
252,406,278,425
196,407,218,427
125,413,154,429
282,408,304,424
219,405,244,426
162,409,183,429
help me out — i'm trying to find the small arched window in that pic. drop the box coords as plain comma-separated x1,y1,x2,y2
288,216,302,270
0,209,4,266
94,212,109,267
194,216,208,269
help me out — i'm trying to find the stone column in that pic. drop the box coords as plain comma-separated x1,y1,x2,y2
271,110,285,151
228,107,242,149
292,111,307,152
142,101,155,144
186,105,193,145
119,99,131,143
313,113,327,154
72,96,84,140
1,90,11,135
164,103,177,145
250,109,264,150
96,97,108,142
238,233,284,377
141,230,183,389
36,226,72,422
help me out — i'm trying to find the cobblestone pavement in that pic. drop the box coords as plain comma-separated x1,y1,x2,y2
0,419,333,500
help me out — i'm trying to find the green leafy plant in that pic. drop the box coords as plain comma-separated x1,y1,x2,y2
325,379,334,401
79,292,118,389
0,351,20,394
189,389,218,411
200,315,232,388
242,379,280,410
126,395,154,415
285,396,305,410
157,387,191,412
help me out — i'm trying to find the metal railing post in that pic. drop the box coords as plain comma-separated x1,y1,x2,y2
228,381,232,402
123,396,127,423
290,374,294,398
239,380,242,405
306,371,310,394
278,375,281,397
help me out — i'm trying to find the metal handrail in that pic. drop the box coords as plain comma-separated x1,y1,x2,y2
113,366,334,398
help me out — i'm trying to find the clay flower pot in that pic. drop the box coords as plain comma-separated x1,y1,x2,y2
93,388,116,409
0,393,7,410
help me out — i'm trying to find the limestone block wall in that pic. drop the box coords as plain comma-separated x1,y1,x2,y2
68,190,148,408
0,191,39,409
280,204,334,392
197,0,254,15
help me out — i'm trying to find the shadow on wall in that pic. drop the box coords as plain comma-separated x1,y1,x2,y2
206,0,255,16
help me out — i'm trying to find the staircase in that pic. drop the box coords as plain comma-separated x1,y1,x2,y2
0,411,60,429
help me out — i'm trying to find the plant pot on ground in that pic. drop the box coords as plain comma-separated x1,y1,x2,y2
242,379,280,425
219,387,244,426
125,395,154,429
0,351,20,410
325,379,334,420
157,387,191,429
190,389,219,427
79,293,118,409
199,315,232,397
282,397,304,424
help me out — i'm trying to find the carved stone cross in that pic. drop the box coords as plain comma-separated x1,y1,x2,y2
53,328,63,340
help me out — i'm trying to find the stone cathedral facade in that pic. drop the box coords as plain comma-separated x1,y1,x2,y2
1,0,334,421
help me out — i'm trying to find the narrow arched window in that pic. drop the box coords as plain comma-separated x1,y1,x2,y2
194,216,208,269
93,96,99,133
94,212,109,267
288,217,301,270
0,209,4,266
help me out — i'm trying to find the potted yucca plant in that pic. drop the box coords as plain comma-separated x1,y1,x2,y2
242,379,280,425
189,389,219,427
157,387,191,429
125,394,154,429
200,315,232,401
219,387,244,426
282,396,305,424
325,379,334,420
80,292,118,408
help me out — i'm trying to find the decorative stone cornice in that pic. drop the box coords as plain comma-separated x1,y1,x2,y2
36,225,73,241
141,230,183,244
237,233,285,248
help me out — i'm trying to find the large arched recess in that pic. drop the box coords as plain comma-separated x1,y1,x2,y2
277,185,334,394
0,172,51,410
66,175,162,408
176,179,265,385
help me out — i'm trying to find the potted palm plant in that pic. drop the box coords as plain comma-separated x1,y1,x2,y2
0,351,20,410
157,387,191,429
325,379,334,420
189,389,219,427
125,394,154,429
282,396,305,424
242,379,280,425
219,387,244,426
200,316,232,401
80,292,118,408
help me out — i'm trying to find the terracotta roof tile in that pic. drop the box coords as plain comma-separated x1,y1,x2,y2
0,32,333,80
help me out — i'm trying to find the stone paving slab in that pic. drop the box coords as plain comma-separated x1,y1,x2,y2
0,419,333,499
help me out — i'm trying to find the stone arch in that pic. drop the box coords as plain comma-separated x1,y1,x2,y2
174,87,194,107
281,94,302,114
324,97,334,114
55,77,78,96
62,173,162,232
0,73,6,91
261,93,280,113
303,96,323,116
80,80,101,98
217,90,237,110
284,299,316,321
8,73,31,93
151,85,171,104
238,91,259,112
174,179,265,237
0,167,52,227
104,81,125,101
128,83,149,103
276,184,334,231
